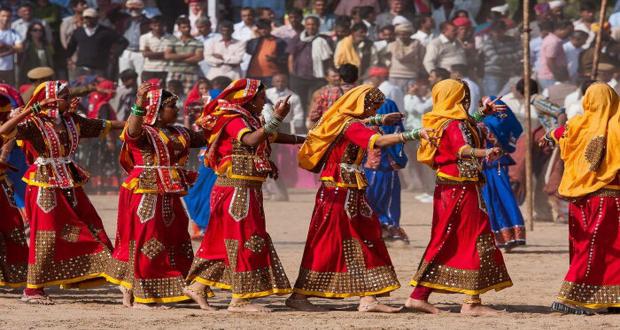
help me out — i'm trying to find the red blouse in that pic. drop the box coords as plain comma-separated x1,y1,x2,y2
434,120,483,182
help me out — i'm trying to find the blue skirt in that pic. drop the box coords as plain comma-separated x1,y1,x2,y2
183,163,217,229
481,165,526,247
364,169,401,227
7,147,27,208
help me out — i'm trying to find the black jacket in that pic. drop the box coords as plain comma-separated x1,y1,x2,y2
67,25,129,71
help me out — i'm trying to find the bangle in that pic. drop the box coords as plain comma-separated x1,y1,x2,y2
398,133,406,143
401,128,420,141
471,109,485,122
368,114,383,126
264,116,282,134
31,103,42,115
463,297,482,305
131,104,146,117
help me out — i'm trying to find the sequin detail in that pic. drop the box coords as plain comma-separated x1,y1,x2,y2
140,238,165,260
229,187,250,221
344,189,373,219
61,224,81,243
244,235,266,254
559,282,620,307
36,187,56,213
137,194,157,223
584,136,606,171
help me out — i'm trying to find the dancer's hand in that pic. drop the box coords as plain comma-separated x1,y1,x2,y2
273,95,291,120
69,97,81,113
485,147,502,162
481,96,506,115
381,112,404,126
419,128,438,147
136,82,154,108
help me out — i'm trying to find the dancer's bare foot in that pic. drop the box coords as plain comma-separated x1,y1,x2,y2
460,303,502,316
358,297,402,313
119,286,133,307
20,294,54,305
133,303,171,310
228,299,272,313
404,297,442,314
183,287,217,311
285,297,327,312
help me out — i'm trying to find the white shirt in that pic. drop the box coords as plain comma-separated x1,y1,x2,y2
530,36,543,76
403,94,432,130
573,19,595,49
84,25,98,37
196,32,221,76
502,92,539,128
139,32,170,72
265,87,304,133
204,38,246,80
0,28,22,70
411,30,432,47
563,89,582,119
379,80,404,112
562,41,583,82
609,12,620,28
233,22,255,42
462,77,480,115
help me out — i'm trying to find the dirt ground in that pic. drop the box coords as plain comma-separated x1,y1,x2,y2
0,190,619,329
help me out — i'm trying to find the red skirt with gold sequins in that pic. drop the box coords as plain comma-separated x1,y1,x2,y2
25,185,112,289
0,179,28,287
104,187,194,304
410,182,512,295
187,182,292,299
293,185,400,298
557,192,620,309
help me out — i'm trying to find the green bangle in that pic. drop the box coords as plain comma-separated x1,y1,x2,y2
471,110,485,122
369,114,382,126
131,104,146,117
402,128,420,141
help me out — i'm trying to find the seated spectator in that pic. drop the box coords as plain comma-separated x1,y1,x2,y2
563,30,588,83
266,73,304,134
18,22,54,85
66,8,129,79
423,21,466,74
0,7,22,85
412,14,434,47
334,23,378,78
204,20,245,80
537,20,572,89
117,0,149,81
310,0,335,35
11,2,52,41
272,8,303,41
246,19,287,86
164,15,203,94
387,22,425,92
308,64,358,127
480,20,522,96
140,15,169,85
376,0,415,29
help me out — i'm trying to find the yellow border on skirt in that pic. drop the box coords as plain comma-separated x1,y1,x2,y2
192,277,292,299
557,297,620,310
410,280,513,296
293,284,400,298
0,281,26,288
27,273,107,289
103,273,196,303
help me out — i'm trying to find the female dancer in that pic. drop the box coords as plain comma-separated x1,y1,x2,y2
185,78,302,312
0,84,28,288
541,83,620,314
103,82,207,308
289,85,433,312
406,79,512,315
363,99,410,243
0,81,124,304
479,97,526,250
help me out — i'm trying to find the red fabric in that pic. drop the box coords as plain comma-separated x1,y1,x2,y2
0,180,28,286
433,120,475,179
87,80,115,119
25,185,112,287
368,66,389,78
552,125,565,141
410,285,432,300
320,122,377,182
183,81,202,115
452,17,472,27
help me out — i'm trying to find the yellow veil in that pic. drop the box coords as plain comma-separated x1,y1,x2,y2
334,35,361,68
298,85,378,172
417,79,469,168
558,82,620,197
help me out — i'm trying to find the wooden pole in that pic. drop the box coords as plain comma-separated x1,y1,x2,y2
522,0,534,231
591,0,609,79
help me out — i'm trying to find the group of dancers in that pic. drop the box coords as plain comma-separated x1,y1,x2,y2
0,75,617,315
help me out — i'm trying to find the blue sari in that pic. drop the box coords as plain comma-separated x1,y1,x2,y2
1,88,27,208
481,96,526,248
364,99,408,227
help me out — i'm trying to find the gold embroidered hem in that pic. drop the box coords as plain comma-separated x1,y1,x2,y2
557,281,620,309
410,260,512,296
293,266,401,298
0,262,27,287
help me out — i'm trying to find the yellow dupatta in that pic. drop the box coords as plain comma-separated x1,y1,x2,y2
334,35,361,68
417,79,469,168
298,85,377,172
558,82,620,197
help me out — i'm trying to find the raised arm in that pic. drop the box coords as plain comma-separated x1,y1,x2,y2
126,82,153,138
241,95,291,147
0,107,32,138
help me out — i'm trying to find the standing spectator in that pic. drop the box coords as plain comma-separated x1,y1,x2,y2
18,23,54,85
453,17,477,77
412,14,434,47
376,0,415,29
450,64,480,115
117,0,149,81
272,8,303,42
60,0,87,81
32,0,62,33
422,21,466,74
375,24,395,66
287,15,333,115
334,0,380,17
480,20,522,96
548,0,565,21
563,30,588,83
428,67,450,86
310,0,335,35
139,15,169,84
334,23,378,78
432,0,474,31
367,65,404,111
537,20,572,89
66,8,128,78
11,2,52,41
266,73,304,134
530,20,554,80
308,63,358,127
204,21,245,80
246,19,287,86
403,79,432,131
333,15,352,43
194,16,221,77
387,22,424,92
358,6,378,41
0,7,22,85
573,1,596,49
233,7,256,42
187,0,204,36
164,15,203,94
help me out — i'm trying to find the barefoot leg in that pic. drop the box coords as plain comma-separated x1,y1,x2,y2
119,286,133,307
358,296,402,313
460,295,503,316
404,297,443,314
184,282,216,311
285,293,327,312
228,298,272,313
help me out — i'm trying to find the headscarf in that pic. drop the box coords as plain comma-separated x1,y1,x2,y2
24,80,70,120
87,79,115,119
298,85,384,172
482,96,522,153
377,99,407,168
334,35,361,68
558,82,620,197
183,80,205,115
143,88,178,126
417,79,470,168
0,83,24,122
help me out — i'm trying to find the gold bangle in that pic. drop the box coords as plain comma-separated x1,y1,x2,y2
463,297,482,305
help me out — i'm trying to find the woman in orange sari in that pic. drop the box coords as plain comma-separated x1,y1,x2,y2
185,78,303,312
542,83,620,314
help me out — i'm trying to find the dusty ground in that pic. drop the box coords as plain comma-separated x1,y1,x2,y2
1,190,619,329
